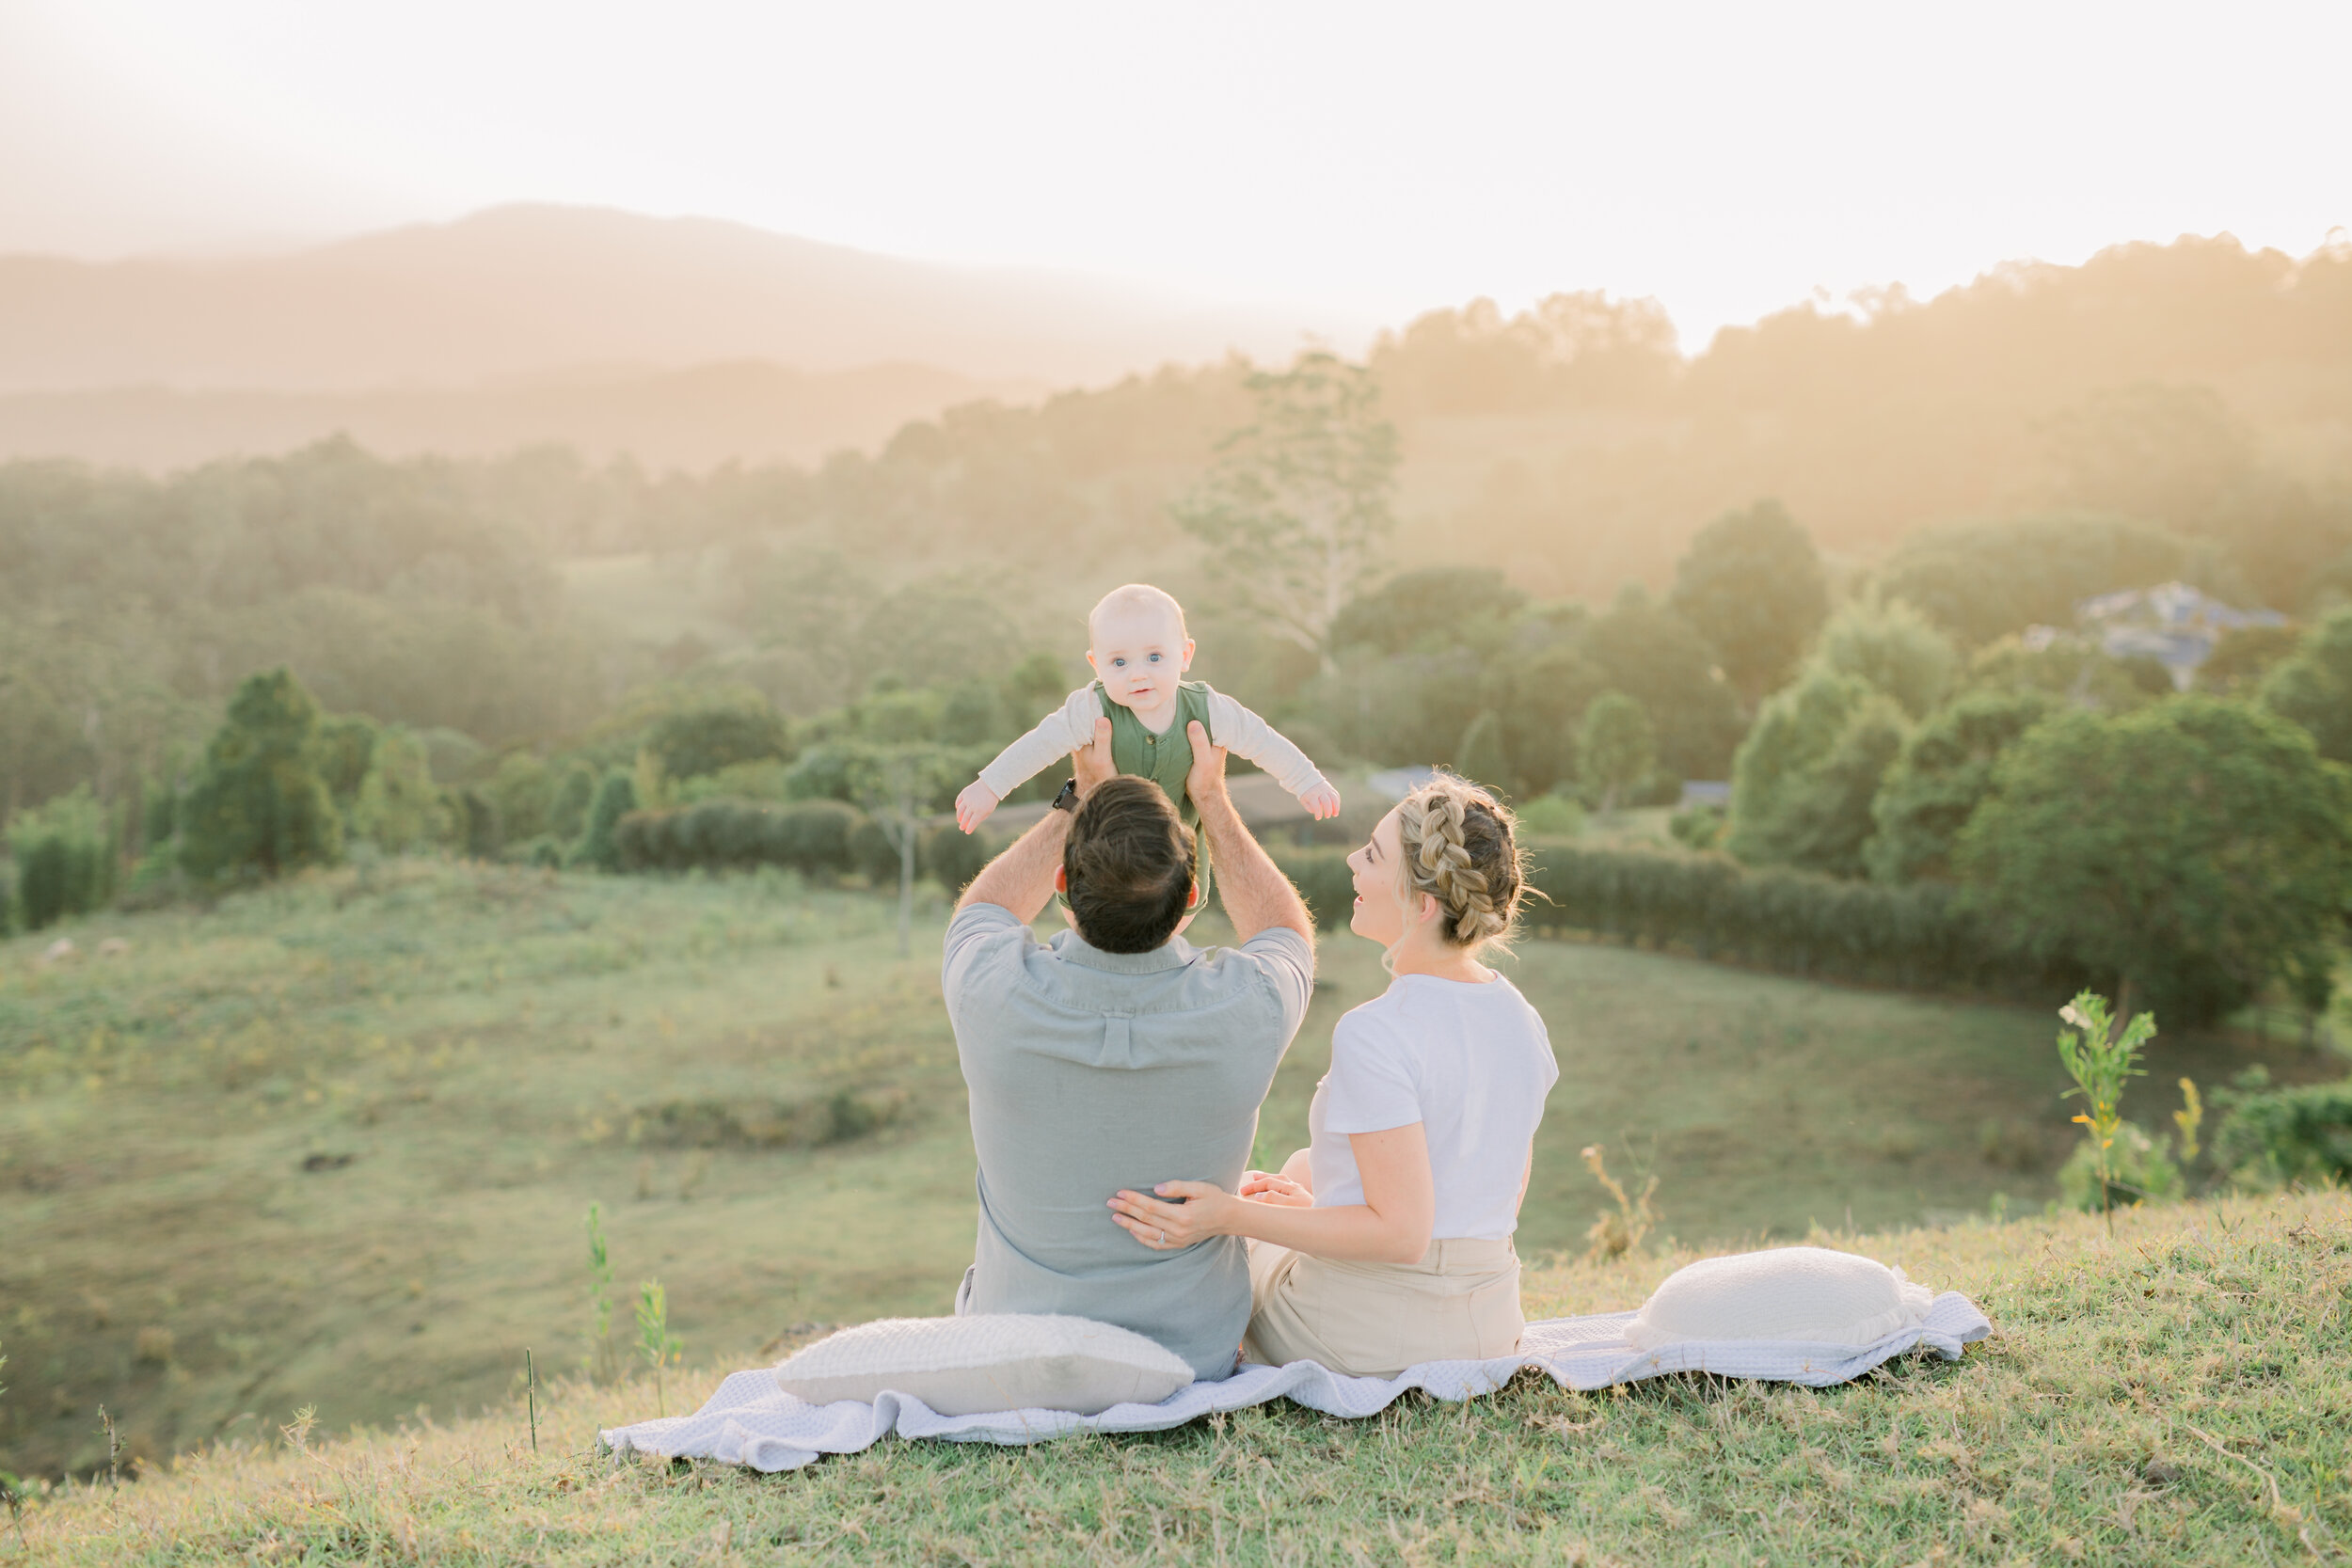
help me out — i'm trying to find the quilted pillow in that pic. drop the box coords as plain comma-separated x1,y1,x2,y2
773,1314,1194,1416
1623,1246,1934,1350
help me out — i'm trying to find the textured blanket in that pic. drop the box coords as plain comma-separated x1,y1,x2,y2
601,1290,1991,1473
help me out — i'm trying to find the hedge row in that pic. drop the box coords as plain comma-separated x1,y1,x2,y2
1274,841,2073,997
611,798,993,890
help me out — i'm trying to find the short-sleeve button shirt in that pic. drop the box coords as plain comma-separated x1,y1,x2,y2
942,902,1313,1381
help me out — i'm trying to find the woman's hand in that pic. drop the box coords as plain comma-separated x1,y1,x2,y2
1107,1180,1238,1251
1238,1169,1314,1208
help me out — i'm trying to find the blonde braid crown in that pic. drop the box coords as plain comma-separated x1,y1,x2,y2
1394,773,1525,949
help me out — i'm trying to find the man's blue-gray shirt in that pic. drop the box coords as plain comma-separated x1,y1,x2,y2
942,902,1313,1380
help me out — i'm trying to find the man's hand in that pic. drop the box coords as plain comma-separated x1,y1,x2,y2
1297,781,1343,820
955,780,1000,834
1184,721,1228,808
1073,716,1117,797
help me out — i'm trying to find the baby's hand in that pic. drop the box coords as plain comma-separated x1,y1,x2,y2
1297,781,1343,820
955,780,1000,834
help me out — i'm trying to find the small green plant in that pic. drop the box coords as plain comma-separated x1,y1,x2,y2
582,1204,616,1381
1580,1143,1660,1260
635,1279,684,1417
2055,990,2157,1229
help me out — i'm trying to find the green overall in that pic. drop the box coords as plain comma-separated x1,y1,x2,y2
1064,679,1216,908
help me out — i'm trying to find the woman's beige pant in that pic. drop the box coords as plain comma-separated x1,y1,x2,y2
1241,1237,1524,1379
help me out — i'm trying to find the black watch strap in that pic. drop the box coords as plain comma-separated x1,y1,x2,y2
1050,778,1080,813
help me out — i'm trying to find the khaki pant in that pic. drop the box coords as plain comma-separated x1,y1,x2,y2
1242,1237,1524,1379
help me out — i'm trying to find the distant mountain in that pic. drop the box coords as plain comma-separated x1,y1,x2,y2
0,360,1049,470
0,203,1328,394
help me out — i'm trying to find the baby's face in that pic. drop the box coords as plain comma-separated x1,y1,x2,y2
1087,604,1193,713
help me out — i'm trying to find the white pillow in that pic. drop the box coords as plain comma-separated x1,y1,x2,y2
1623,1246,1934,1350
773,1314,1195,1416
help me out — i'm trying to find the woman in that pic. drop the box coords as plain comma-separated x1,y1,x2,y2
1108,774,1557,1376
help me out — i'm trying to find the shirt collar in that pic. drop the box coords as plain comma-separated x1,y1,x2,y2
1047,928,1200,974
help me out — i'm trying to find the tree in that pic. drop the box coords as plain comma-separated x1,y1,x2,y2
2260,606,2352,765
572,770,639,871
1863,688,2059,884
348,725,453,853
843,744,963,958
1668,500,1830,706
1330,568,1527,656
1577,693,1656,813
646,702,793,783
1454,711,1513,798
179,668,342,881
311,714,379,807
1725,669,1910,878
1581,585,1746,780
1810,595,1959,720
1955,697,2352,1024
1173,352,1400,673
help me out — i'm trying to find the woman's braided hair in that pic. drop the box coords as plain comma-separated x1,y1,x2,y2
1392,772,1526,951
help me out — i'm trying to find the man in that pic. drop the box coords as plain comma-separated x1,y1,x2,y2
943,716,1316,1381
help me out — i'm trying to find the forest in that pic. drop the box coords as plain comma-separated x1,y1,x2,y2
4,231,2351,1030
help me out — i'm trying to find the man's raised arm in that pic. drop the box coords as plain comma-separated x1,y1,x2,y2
1183,721,1312,946
958,717,1118,923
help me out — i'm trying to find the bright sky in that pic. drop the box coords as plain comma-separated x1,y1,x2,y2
5,0,2347,350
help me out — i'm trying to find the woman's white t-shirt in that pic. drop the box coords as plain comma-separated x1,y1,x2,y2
1308,972,1559,1241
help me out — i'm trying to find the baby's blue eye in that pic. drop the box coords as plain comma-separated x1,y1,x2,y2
1111,657,1126,667
1148,653,1162,663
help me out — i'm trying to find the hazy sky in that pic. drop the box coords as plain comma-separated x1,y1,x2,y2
6,0,2347,350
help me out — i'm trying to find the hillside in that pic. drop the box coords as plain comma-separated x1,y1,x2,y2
0,203,1324,392
0,360,1048,470
2,860,2337,1484
14,1192,2347,1565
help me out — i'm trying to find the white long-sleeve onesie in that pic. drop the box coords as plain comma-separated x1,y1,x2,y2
975,685,1330,803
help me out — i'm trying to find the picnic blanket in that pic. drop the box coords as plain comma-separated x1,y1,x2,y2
600,1290,1990,1473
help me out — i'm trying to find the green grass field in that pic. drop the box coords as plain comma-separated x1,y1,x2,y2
1,861,2340,1485
15,1192,2350,1566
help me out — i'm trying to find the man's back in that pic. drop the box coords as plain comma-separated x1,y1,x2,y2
943,903,1313,1381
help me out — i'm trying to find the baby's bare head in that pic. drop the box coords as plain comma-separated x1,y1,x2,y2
1087,584,1194,710
1088,584,1188,649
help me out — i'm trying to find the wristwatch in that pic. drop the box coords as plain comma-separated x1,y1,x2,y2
1050,778,1080,813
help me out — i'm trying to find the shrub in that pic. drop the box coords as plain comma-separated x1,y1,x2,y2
7,785,113,929
2210,1075,2352,1190
1727,671,1908,877
1517,792,1587,839
1578,693,1655,813
1275,849,1359,933
572,770,639,872
850,817,902,885
1667,802,1724,849
922,824,993,894
179,668,343,882
2057,1122,2185,1212
349,725,453,853
646,704,793,783
1275,840,2051,995
611,799,870,880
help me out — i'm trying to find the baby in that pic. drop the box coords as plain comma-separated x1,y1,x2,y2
955,583,1343,833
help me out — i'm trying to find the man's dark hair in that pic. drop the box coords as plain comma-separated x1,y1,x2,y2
1065,777,1195,953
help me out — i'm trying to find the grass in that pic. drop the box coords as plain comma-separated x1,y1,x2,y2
0,860,2340,1486
11,1190,2349,1565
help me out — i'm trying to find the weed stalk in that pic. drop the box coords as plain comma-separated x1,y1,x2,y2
2055,990,2156,1234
